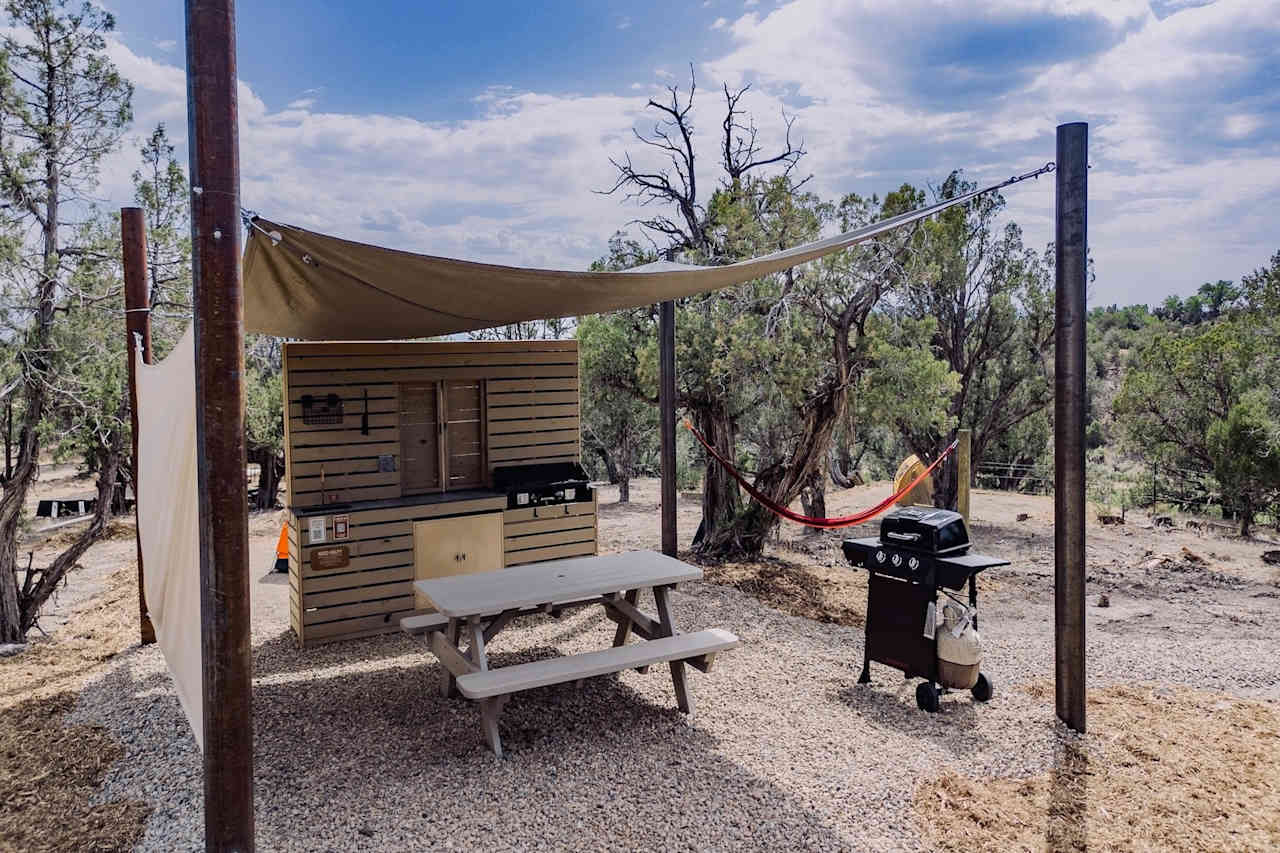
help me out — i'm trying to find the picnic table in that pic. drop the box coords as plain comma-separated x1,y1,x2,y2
404,550,739,757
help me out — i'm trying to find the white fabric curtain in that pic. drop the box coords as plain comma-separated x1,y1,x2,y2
135,327,204,749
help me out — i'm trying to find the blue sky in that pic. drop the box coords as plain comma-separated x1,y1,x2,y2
103,0,1280,306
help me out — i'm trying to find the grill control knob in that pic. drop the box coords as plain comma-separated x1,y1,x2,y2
908,556,920,571
891,553,903,568
875,550,886,564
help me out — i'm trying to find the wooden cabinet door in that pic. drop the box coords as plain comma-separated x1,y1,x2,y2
413,513,504,608
399,383,440,494
444,379,485,489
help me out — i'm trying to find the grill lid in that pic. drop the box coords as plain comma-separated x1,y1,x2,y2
491,461,589,490
879,506,971,555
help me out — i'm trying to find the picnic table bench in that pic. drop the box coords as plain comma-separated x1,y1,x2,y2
405,550,739,757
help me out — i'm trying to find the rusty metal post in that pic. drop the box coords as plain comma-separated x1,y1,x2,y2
121,207,156,647
659,300,677,557
185,0,254,849
1055,122,1088,734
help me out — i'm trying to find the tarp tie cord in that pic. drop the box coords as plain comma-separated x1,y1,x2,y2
683,418,959,529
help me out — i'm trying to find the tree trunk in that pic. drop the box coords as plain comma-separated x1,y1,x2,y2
699,382,846,559
249,448,284,511
593,444,619,485
1239,499,1253,539
18,443,122,635
800,469,826,536
4,399,11,482
617,427,632,504
692,406,740,554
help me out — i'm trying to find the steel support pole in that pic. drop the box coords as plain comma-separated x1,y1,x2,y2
659,300,677,557
121,208,156,647
1054,122,1088,734
185,0,253,848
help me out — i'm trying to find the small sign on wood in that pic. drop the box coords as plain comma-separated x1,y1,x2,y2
311,546,350,571
334,514,349,540
308,516,327,544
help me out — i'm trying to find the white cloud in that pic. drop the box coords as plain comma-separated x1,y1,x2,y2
99,0,1280,305
617,16,632,29
701,0,1280,303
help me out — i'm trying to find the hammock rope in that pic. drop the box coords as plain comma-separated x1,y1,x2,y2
683,419,959,529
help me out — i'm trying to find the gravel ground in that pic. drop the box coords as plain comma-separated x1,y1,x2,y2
66,484,1280,851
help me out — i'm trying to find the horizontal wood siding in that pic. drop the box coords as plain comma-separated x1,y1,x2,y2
503,496,598,567
283,340,580,506
290,496,504,646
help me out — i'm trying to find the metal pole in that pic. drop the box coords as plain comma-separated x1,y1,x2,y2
659,300,677,557
185,0,253,848
1054,121,1088,734
956,428,971,521
121,207,156,647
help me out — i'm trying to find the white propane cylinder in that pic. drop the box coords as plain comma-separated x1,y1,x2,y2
936,600,981,689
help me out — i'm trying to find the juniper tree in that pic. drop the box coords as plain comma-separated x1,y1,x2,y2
0,0,132,642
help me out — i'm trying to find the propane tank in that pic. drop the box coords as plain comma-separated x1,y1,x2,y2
936,599,981,689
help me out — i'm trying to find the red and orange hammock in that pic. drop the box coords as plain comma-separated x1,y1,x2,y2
683,419,958,530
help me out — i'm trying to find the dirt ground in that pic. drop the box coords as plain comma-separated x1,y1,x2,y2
3,476,1279,851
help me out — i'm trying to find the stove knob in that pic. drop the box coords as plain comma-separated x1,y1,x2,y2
891,553,903,568
908,556,920,572
875,550,886,564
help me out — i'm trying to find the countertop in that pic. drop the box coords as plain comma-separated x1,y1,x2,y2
291,489,505,518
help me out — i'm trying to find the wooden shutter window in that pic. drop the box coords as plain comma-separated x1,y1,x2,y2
444,380,485,489
399,383,440,494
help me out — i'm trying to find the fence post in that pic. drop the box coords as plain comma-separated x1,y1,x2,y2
956,428,971,520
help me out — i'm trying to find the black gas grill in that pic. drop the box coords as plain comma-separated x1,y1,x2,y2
492,461,593,510
842,506,1008,712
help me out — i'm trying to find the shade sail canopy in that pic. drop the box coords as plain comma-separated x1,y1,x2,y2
243,165,1052,340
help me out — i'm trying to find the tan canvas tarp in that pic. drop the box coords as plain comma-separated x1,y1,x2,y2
134,327,204,749
243,169,1043,340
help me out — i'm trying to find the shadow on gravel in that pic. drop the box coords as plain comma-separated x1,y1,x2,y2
833,680,997,756
246,651,854,850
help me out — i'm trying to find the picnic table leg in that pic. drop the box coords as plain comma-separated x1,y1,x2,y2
479,696,508,759
467,616,490,671
440,618,461,698
609,589,650,673
612,589,639,647
653,585,693,715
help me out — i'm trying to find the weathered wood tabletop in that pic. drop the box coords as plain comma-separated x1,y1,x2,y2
408,550,737,758
412,550,701,618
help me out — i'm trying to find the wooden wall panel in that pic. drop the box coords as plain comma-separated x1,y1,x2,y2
283,340,594,647
289,496,505,646
283,340,581,506
503,495,598,567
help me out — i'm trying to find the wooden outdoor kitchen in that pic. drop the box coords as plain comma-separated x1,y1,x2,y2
282,339,600,646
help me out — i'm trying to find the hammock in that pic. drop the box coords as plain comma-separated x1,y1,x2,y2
683,419,959,529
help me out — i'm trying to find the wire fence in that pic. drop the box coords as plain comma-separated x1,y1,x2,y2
975,458,1278,529
974,461,1054,495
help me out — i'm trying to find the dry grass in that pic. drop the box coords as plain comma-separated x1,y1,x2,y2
914,683,1280,852
0,566,138,708
0,566,150,853
701,555,868,627
0,693,150,853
